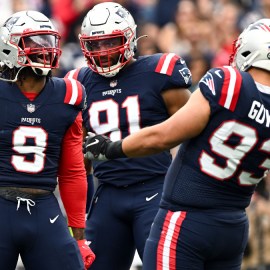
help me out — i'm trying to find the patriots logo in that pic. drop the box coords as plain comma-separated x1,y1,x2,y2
116,8,129,19
3,16,19,32
179,68,191,84
200,72,216,95
250,22,270,32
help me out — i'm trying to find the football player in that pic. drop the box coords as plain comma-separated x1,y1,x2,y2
85,18,270,269
0,10,94,269
65,2,192,269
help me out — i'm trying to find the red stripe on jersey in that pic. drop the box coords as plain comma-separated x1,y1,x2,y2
169,211,186,269
157,211,187,270
219,67,242,111
63,78,84,106
167,55,180,76
74,80,83,105
229,69,242,111
219,67,230,106
64,78,73,104
155,54,167,73
65,68,80,80
155,53,179,76
157,211,173,270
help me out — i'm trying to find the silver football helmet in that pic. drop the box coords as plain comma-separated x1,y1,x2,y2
79,2,137,77
0,10,61,81
231,18,270,71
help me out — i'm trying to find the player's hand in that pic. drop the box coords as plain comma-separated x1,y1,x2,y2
77,239,95,269
84,132,127,160
84,132,111,161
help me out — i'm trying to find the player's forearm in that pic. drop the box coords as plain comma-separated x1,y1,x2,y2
85,125,176,160
122,125,170,157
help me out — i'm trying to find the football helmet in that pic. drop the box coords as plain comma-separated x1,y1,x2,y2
0,10,61,82
231,18,270,71
79,2,137,77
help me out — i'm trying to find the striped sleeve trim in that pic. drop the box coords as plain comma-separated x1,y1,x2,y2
63,78,83,106
155,53,180,76
65,68,80,80
219,66,242,112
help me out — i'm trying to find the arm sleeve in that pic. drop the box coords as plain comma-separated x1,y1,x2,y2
58,111,87,228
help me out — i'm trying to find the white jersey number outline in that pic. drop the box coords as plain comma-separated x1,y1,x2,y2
12,126,47,173
199,120,270,185
88,96,140,141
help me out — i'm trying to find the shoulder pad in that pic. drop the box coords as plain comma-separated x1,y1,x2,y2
63,78,86,109
199,66,242,112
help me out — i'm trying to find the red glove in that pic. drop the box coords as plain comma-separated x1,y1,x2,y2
77,239,96,269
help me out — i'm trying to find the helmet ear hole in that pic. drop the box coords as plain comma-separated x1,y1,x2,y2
2,49,11,56
242,51,251,57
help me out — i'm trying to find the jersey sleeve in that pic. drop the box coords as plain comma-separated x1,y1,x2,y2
154,53,192,90
58,112,87,228
199,66,243,113
65,68,81,80
64,67,90,83
63,78,87,110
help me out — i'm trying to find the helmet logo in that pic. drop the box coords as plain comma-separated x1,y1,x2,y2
3,16,19,32
116,8,129,19
267,52,270,59
250,22,270,32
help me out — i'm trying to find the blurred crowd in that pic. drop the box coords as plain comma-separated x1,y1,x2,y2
3,0,270,270
0,0,270,90
243,172,270,270
2,0,270,91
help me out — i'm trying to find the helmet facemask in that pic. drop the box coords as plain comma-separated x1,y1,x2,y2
80,29,134,77
0,10,62,82
79,2,137,77
15,32,61,76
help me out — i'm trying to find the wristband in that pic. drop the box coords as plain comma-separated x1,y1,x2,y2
106,140,127,159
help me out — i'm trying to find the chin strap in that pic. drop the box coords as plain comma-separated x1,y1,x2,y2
0,65,24,82
135,34,148,43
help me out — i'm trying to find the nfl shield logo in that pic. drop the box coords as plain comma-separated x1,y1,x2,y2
27,104,35,113
110,80,117,88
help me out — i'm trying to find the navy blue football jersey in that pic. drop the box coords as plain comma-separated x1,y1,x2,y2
0,78,85,190
68,53,192,186
161,66,270,211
